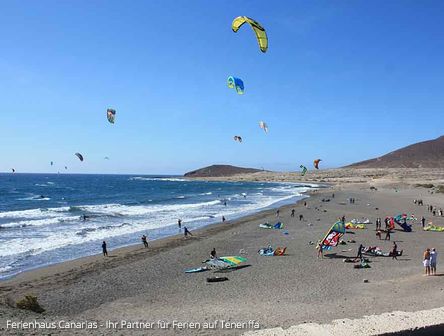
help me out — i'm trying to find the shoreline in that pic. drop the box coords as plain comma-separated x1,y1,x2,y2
0,189,317,287
0,179,325,284
0,183,315,282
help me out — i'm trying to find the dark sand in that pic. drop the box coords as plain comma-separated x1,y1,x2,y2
1,184,444,335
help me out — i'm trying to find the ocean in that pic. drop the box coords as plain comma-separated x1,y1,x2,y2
0,173,316,279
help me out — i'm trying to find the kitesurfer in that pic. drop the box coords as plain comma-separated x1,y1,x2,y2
102,241,108,257
316,240,323,259
184,226,193,238
210,248,217,259
142,235,148,248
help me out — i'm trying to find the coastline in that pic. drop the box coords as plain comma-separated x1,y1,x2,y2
0,180,315,282
1,174,444,335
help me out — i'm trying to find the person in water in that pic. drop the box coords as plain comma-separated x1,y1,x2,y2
184,226,193,238
222,216,226,223
210,248,217,259
178,218,182,229
102,241,108,256
141,235,148,248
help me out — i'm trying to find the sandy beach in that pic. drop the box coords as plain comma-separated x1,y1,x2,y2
1,170,444,335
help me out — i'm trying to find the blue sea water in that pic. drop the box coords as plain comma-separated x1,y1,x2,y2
0,173,316,279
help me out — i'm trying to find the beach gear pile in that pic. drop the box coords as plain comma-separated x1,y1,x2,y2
345,222,366,229
258,246,286,256
424,224,444,232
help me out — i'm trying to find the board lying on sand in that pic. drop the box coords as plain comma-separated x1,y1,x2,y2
185,267,208,273
258,247,287,256
207,276,229,283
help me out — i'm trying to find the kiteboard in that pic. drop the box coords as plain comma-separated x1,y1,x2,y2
185,267,208,273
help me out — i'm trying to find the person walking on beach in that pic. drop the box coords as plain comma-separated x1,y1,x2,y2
392,242,398,260
141,235,148,248
430,248,437,275
299,214,304,221
421,216,426,228
102,241,108,257
385,229,391,241
376,229,382,240
424,248,431,276
291,209,295,217
184,226,193,238
178,218,182,229
341,215,346,224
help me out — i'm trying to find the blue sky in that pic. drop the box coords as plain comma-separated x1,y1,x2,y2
1,0,443,174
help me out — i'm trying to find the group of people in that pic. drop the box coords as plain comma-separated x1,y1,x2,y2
423,248,438,275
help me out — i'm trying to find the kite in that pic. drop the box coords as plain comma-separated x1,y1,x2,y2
104,157,110,160
107,108,116,124
227,76,244,94
11,168,15,173
205,256,247,270
320,221,346,250
232,16,268,53
50,161,54,166
300,165,307,176
233,135,243,143
65,166,68,170
75,153,84,162
313,159,322,169
259,121,268,133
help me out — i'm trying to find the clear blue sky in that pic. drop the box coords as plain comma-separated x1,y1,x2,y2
1,0,443,174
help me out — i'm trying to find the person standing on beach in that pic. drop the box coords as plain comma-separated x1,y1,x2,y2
316,241,323,259
222,216,226,223
299,214,304,221
430,248,437,275
424,249,431,276
210,248,217,259
184,226,193,238
276,209,280,218
341,215,346,224
102,241,108,257
141,235,148,248
421,216,426,228
178,218,182,229
385,229,391,241
356,244,363,261
392,242,398,260
291,209,295,217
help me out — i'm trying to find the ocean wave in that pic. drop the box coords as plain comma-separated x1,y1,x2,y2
129,177,187,182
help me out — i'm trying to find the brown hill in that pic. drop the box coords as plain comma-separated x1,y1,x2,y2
184,165,262,178
347,136,444,168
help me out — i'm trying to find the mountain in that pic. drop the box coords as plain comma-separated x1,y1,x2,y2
347,136,444,168
184,165,262,178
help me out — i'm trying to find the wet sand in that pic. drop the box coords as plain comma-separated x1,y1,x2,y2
1,181,444,335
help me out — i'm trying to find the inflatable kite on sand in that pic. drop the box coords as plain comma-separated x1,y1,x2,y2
258,246,286,256
320,221,346,250
259,222,284,229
